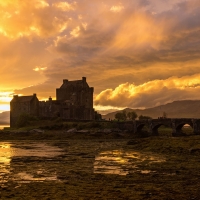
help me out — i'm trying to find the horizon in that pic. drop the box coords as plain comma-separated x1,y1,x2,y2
2,98,200,124
2,98,200,116
1,0,200,112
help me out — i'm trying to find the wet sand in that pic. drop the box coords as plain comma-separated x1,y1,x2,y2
0,132,200,199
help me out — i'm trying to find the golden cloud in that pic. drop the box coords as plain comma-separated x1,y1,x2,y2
0,0,72,39
70,26,81,37
110,5,124,12
35,0,49,8
52,1,77,11
109,13,168,52
33,66,47,71
95,74,200,108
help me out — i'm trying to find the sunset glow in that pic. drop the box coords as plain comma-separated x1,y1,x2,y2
1,0,200,112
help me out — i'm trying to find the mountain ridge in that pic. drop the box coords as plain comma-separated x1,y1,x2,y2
0,111,10,124
102,100,200,120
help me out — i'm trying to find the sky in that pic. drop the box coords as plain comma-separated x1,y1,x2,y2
1,0,200,113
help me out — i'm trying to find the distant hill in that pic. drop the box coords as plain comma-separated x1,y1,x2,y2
0,111,10,124
96,109,120,115
103,100,200,120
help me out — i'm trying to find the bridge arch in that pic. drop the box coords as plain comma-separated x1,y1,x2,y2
150,119,172,136
134,120,150,136
137,123,146,132
171,118,195,136
136,123,149,137
135,118,200,136
152,124,173,136
175,122,193,135
152,124,162,136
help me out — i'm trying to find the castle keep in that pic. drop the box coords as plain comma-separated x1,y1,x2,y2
10,77,96,127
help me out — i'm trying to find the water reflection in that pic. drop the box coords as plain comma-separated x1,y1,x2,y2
14,172,58,183
0,125,10,130
0,144,11,185
0,142,64,186
94,150,165,175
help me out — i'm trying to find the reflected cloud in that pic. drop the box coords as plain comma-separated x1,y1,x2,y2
94,150,165,175
14,172,57,183
0,143,11,185
0,142,64,186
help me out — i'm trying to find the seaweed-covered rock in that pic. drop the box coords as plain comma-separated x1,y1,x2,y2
67,128,77,133
112,128,121,132
103,129,112,134
127,140,138,145
189,147,200,154
29,129,44,134
76,130,90,134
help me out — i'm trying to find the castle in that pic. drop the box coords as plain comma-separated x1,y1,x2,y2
10,77,99,127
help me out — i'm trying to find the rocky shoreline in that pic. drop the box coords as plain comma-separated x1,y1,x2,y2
0,128,133,141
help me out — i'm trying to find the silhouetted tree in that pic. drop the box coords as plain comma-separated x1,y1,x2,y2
115,110,138,121
127,111,138,120
122,110,127,120
115,111,127,121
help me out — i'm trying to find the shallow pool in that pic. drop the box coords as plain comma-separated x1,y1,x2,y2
94,150,165,175
0,142,64,186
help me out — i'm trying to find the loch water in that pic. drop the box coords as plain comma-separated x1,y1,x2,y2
0,125,10,130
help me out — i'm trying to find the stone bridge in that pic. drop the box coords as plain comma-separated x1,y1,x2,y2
118,118,200,136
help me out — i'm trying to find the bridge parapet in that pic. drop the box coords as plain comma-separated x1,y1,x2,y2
116,121,135,132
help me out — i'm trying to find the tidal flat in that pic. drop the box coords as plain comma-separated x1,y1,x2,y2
0,131,200,199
